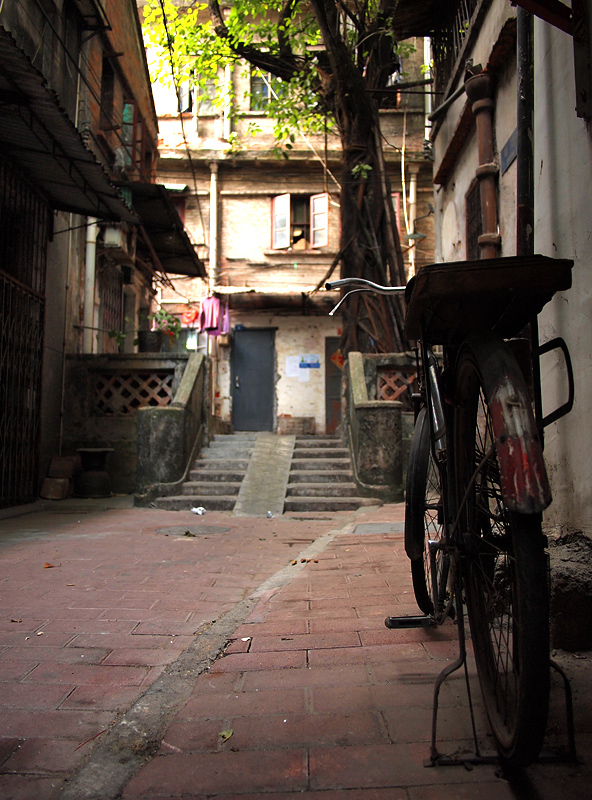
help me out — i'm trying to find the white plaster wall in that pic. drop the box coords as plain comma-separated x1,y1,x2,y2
433,5,518,262
534,21,592,533
496,62,517,255
215,313,341,433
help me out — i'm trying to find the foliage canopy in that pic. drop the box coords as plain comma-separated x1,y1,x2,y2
143,0,417,353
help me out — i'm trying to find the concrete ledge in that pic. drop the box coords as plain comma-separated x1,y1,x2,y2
346,352,405,501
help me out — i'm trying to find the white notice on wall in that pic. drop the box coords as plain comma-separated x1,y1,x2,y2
298,368,310,382
286,356,300,377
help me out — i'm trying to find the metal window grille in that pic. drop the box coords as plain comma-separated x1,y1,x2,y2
432,0,481,96
0,157,48,507
98,260,123,353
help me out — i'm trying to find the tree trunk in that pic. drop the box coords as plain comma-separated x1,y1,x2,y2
310,0,407,355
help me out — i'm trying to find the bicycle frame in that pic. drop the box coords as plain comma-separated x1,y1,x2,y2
326,261,575,768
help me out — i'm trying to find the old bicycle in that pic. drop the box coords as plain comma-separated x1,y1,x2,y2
327,253,574,769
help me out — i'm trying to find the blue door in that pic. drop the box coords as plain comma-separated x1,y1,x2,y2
231,329,275,430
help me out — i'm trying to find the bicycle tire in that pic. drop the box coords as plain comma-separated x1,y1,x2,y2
405,406,446,618
454,339,550,768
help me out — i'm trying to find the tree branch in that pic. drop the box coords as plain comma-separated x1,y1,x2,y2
208,0,302,81
277,0,299,59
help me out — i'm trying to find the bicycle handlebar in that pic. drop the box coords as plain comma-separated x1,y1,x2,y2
326,278,406,294
325,278,406,316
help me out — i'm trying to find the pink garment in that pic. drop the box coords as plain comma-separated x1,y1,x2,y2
198,296,220,331
208,303,229,337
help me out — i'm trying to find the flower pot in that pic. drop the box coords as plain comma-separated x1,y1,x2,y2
136,330,164,352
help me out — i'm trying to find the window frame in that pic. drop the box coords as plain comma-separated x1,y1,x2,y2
271,192,329,250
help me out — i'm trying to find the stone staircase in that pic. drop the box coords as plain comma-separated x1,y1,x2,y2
284,435,381,514
153,433,256,511
153,432,380,514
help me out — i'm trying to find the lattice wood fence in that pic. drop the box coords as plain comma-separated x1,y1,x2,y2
93,370,175,415
377,366,418,412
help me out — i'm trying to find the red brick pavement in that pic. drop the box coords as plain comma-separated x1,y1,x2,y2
0,501,346,798
120,503,592,800
0,501,591,799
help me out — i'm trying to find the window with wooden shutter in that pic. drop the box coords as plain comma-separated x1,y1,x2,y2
272,193,329,249
311,193,328,247
272,194,290,249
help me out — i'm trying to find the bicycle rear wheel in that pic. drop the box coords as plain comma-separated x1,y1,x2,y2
454,340,550,768
405,406,447,618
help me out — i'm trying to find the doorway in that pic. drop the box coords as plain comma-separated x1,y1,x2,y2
231,328,275,431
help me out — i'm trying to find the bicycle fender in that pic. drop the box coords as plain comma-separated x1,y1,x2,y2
465,334,552,514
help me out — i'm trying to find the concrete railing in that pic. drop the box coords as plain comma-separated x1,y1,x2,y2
62,352,209,498
344,351,416,502
135,352,210,503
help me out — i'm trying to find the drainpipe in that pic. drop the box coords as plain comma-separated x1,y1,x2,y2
407,163,420,276
209,162,219,294
83,217,98,353
517,9,534,257
424,37,432,142
464,72,500,258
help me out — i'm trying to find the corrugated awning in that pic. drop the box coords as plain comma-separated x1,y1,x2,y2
124,182,206,278
392,0,574,38
392,1,442,39
0,26,136,222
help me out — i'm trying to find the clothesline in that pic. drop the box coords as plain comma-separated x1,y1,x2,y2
181,296,229,336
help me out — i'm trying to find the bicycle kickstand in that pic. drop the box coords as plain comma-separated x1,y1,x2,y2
427,577,495,768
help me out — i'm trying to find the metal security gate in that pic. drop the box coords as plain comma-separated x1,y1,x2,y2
0,157,48,508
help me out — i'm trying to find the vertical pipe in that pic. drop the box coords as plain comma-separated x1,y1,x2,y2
465,72,501,259
209,162,219,294
408,164,420,276
517,9,535,257
83,217,98,353
424,37,432,142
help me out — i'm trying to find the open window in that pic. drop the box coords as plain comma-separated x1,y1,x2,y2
250,67,285,110
271,193,328,250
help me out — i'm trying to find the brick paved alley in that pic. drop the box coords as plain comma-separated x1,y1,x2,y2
0,499,590,799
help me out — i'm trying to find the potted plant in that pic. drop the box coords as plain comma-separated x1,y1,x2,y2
109,308,181,352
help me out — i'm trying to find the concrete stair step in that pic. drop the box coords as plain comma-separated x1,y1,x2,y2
153,495,237,511
289,470,353,484
283,496,381,512
192,459,250,471
291,448,349,458
189,469,246,482
182,481,242,496
291,458,352,471
285,483,359,497
293,439,343,449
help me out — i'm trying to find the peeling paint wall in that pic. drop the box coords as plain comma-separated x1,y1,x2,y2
214,313,341,434
534,21,592,533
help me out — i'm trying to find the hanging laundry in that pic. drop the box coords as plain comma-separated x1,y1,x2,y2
208,302,229,336
198,296,220,332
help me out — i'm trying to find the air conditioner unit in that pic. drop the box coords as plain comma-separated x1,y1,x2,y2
103,225,127,251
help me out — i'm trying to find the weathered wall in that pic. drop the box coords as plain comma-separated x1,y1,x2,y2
431,4,592,535
533,20,592,534
433,10,518,261
62,354,191,494
214,313,341,434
